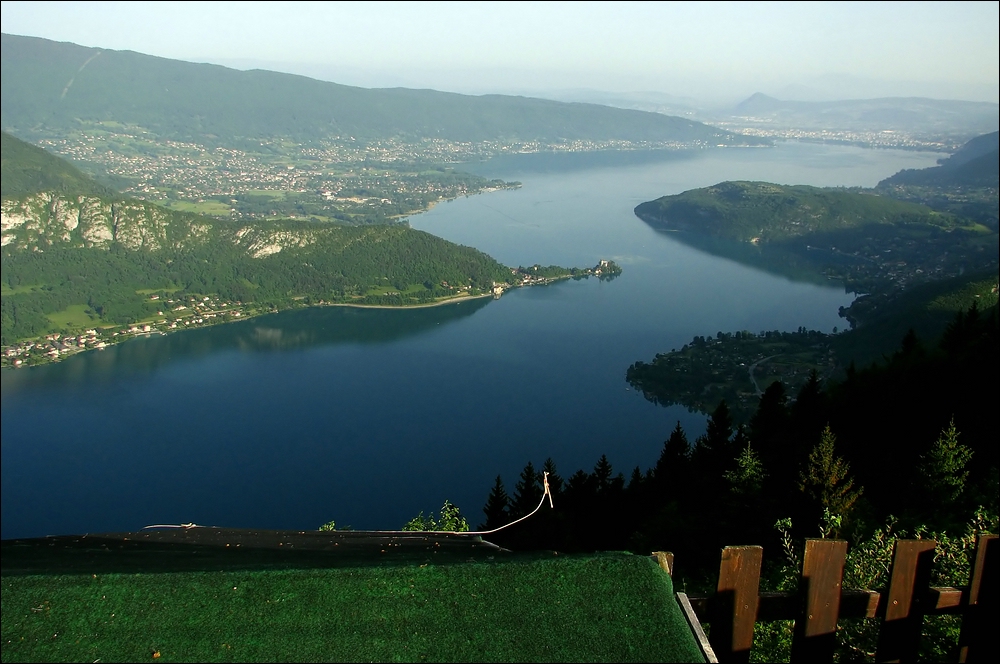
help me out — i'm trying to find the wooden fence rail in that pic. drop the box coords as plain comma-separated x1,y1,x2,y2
656,533,997,663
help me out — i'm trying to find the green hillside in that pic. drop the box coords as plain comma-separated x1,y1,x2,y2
633,181,963,243
0,138,518,347
880,146,999,189
633,181,998,325
833,268,999,364
1,33,752,146
1,211,514,345
1,131,112,198
876,132,999,228
940,130,1000,167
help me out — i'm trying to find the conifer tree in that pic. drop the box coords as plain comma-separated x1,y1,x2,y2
627,466,645,492
542,457,563,498
593,454,614,493
693,400,735,478
511,461,542,517
724,441,767,497
654,421,690,484
918,418,973,504
799,425,863,527
481,475,510,530
791,370,826,448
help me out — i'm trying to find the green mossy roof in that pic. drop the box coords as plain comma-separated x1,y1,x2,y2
1,551,703,663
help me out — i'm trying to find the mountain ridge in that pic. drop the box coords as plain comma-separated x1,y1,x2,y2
1,33,754,146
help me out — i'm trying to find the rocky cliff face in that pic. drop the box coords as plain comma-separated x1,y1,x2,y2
0,193,322,258
0,192,216,251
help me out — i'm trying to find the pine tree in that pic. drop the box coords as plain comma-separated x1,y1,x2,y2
654,421,691,483
627,466,645,492
918,418,973,504
481,475,510,530
542,457,563,498
724,442,767,496
799,425,863,526
693,400,735,478
593,454,612,490
511,461,542,517
791,370,826,447
705,400,734,447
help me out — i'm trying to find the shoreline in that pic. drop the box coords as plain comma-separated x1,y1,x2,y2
0,293,493,369
320,292,494,311
2,263,619,369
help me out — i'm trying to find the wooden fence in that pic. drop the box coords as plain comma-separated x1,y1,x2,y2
655,533,997,663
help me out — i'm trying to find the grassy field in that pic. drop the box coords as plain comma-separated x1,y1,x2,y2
45,304,96,331
135,287,183,296
165,200,232,216
1,552,704,663
0,283,45,295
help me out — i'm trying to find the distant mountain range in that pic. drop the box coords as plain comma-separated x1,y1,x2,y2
0,33,757,146
730,93,999,137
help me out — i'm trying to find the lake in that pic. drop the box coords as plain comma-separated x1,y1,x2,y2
0,141,940,539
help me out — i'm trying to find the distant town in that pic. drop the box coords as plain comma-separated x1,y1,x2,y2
34,126,715,226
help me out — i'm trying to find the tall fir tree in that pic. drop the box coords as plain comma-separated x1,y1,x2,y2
481,475,510,530
542,457,564,498
654,421,691,487
511,461,543,518
693,400,735,478
918,418,973,505
799,425,863,532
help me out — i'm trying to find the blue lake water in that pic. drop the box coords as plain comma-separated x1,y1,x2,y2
0,142,940,539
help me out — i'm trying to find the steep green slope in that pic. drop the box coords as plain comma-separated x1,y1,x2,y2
1,33,749,146
881,148,999,188
1,131,112,198
833,268,999,365
940,130,1000,166
633,181,962,243
876,132,999,228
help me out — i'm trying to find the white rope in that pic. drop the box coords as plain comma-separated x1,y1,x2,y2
460,471,554,536
139,472,555,537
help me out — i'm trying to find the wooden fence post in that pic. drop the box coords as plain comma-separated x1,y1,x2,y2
709,545,762,663
790,539,847,663
958,534,998,663
654,551,675,577
875,538,937,663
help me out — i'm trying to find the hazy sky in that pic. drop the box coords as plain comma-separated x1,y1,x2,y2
2,1,997,103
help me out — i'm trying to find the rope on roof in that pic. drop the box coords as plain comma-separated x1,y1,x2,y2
462,471,554,536
140,473,556,536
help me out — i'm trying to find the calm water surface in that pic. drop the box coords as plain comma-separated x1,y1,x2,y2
0,142,940,538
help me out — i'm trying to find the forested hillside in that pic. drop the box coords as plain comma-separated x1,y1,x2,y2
876,131,999,228
634,181,965,242
0,132,518,348
483,300,999,575
880,131,999,189
1,130,112,198
634,180,997,302
0,33,755,146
